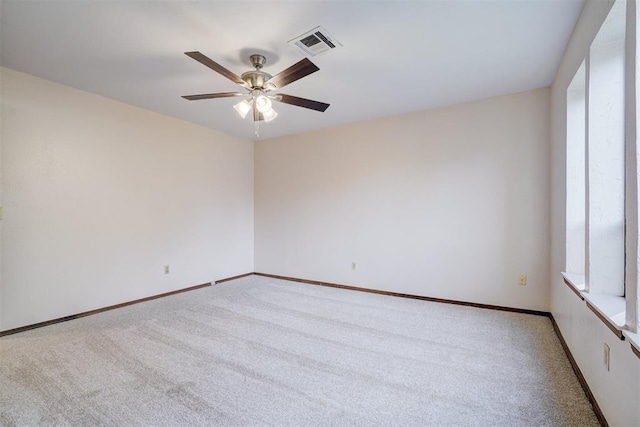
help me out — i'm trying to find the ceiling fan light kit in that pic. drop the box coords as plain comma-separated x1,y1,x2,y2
182,51,329,132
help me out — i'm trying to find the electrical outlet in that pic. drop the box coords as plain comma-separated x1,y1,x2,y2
164,265,170,275
604,343,610,371
518,274,527,286
351,261,357,271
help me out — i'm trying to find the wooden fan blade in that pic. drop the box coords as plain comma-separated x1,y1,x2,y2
266,58,319,89
276,94,330,112
182,92,244,101
253,107,264,122
185,51,245,85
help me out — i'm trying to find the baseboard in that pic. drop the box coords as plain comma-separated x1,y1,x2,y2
215,272,255,284
549,314,608,427
253,272,550,317
0,282,211,338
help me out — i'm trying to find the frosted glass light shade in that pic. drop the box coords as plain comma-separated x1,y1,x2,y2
262,107,278,122
255,94,273,113
233,100,252,118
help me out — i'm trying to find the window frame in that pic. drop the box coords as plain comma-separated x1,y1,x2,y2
563,0,640,356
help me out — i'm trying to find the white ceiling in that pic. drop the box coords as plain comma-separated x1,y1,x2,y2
0,0,584,141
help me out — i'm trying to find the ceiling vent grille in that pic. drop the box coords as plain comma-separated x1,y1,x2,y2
288,26,342,57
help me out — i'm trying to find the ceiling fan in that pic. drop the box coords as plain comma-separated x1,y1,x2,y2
182,52,330,123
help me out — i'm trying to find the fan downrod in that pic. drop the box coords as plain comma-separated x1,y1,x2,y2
242,55,272,89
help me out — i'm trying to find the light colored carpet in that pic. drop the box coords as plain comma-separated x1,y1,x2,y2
0,275,598,426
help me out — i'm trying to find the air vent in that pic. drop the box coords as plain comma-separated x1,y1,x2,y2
288,26,342,57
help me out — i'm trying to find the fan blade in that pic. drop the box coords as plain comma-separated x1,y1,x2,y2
266,58,319,89
253,107,264,122
185,51,245,86
276,94,330,112
182,92,244,101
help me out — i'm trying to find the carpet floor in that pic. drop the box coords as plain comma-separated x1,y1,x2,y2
0,275,598,426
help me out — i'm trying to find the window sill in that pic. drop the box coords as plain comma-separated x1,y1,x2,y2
582,293,626,340
562,272,585,300
561,272,626,340
622,330,640,359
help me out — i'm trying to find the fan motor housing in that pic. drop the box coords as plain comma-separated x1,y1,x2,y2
241,54,273,90
241,70,272,90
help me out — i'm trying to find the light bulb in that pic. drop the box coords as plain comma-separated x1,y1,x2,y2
262,107,278,122
233,100,252,118
255,94,273,113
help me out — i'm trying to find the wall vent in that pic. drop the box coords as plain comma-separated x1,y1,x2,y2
288,26,342,57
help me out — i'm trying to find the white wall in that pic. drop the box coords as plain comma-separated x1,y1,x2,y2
0,70,3,328
255,88,550,311
550,1,640,426
0,67,254,332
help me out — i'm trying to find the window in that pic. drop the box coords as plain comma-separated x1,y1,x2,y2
587,0,626,298
566,61,586,283
626,0,639,334
564,0,640,347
